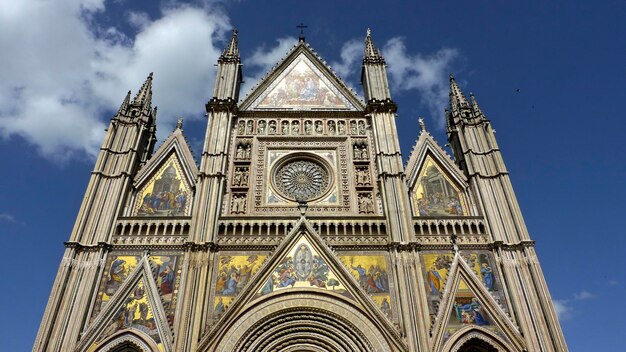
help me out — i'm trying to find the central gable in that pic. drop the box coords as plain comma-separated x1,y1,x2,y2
240,44,363,111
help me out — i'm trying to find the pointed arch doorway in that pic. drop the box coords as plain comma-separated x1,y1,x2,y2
207,291,403,352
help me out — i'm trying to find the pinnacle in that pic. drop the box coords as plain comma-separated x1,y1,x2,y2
449,73,469,110
132,72,153,106
221,29,240,61
364,28,384,64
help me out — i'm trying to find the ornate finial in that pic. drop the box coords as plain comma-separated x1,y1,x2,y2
364,28,384,64
418,117,426,133
117,90,131,115
176,117,183,130
449,73,469,111
450,234,459,253
132,72,154,106
297,23,308,42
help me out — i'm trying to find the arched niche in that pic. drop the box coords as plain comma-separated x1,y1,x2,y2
443,326,517,352
94,330,159,352
210,290,397,352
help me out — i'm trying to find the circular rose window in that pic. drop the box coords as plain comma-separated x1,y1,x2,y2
272,156,331,202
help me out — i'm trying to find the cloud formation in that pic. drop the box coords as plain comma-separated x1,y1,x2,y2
329,36,459,127
0,0,231,161
554,289,596,320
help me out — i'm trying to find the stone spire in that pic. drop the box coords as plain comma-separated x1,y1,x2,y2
449,74,469,111
364,28,385,64
116,90,131,115
219,29,240,63
469,92,483,115
132,72,153,109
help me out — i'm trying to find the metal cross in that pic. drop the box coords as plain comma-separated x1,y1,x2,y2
297,23,308,41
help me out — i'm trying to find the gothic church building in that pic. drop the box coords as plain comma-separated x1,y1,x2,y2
35,30,567,352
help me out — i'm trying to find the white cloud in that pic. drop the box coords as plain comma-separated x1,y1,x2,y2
382,38,458,127
553,299,573,320
0,0,231,161
0,213,16,223
573,290,595,300
554,289,596,321
331,39,362,80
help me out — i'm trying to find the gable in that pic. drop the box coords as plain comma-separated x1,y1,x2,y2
414,156,467,216
133,153,192,217
240,45,364,111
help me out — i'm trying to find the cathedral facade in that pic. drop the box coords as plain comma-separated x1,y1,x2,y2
35,30,567,352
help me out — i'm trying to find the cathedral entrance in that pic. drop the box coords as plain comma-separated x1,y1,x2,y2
208,291,399,352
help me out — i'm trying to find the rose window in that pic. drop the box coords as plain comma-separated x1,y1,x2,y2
273,158,331,202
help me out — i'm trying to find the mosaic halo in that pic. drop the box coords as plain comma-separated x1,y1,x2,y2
272,154,332,202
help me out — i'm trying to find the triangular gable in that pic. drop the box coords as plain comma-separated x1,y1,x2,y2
135,127,197,188
431,253,524,352
405,131,471,217
200,216,404,349
240,43,364,111
132,128,197,217
79,257,174,352
256,235,348,295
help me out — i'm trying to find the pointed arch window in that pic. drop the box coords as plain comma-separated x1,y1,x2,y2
414,156,467,216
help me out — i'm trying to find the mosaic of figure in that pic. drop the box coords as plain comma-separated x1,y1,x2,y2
441,279,505,344
415,157,465,216
257,59,346,109
136,158,190,216
259,238,346,296
150,255,181,325
214,255,266,318
92,255,142,320
340,255,393,319
96,280,162,348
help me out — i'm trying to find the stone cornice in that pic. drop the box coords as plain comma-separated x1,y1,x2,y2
365,98,397,113
206,97,238,113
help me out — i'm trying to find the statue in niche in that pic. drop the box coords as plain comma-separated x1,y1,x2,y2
231,195,246,213
304,120,313,135
268,120,276,134
245,144,252,159
356,168,370,185
238,121,245,135
360,144,368,159
353,144,360,159
358,121,365,135
281,121,289,135
246,120,254,134
233,168,243,186
236,144,245,159
358,193,374,214
315,121,323,134
338,121,346,135
292,121,300,134
350,121,358,135
258,120,266,134
241,168,249,186
328,121,336,135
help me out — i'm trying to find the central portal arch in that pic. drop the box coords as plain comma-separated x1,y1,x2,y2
209,290,400,352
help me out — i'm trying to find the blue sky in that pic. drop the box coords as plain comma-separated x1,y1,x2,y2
1,0,625,350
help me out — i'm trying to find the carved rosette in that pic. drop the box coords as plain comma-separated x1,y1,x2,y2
272,157,331,202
